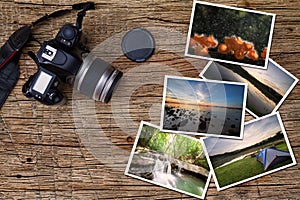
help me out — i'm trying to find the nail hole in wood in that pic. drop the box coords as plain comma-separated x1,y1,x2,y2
127,136,133,142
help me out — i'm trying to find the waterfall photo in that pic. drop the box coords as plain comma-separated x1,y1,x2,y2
125,121,211,199
185,1,275,69
200,59,298,118
202,112,296,191
160,76,247,139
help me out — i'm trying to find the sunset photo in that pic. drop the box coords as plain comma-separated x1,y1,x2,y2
200,59,298,117
160,76,247,138
203,112,296,190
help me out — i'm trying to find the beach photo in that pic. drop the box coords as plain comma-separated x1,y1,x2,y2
125,122,211,199
202,112,296,190
161,76,247,138
200,59,298,117
185,1,275,68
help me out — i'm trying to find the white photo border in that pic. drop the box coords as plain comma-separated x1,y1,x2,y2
185,1,276,69
201,112,297,191
160,75,247,139
199,59,299,118
124,121,212,199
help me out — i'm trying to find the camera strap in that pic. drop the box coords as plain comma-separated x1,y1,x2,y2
0,25,30,108
0,1,95,109
31,2,95,27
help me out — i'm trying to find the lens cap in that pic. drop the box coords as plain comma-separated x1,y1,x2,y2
121,28,155,62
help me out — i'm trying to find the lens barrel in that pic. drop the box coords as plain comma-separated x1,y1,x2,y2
74,53,122,103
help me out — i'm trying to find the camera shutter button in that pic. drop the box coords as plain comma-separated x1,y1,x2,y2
62,27,75,40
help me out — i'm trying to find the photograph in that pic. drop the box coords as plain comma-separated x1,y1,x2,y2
185,1,275,69
200,59,298,118
125,121,211,199
160,76,247,139
202,112,296,191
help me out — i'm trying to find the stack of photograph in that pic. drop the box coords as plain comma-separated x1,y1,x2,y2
125,1,298,199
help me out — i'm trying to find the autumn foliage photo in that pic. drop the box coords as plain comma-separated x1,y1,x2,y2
186,1,275,68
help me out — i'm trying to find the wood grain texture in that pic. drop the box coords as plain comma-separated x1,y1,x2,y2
0,0,299,199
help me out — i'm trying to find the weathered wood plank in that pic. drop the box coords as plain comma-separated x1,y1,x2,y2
0,0,299,199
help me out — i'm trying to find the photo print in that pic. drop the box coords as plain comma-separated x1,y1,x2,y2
200,59,298,118
160,76,247,139
202,112,296,191
125,121,211,199
185,1,275,69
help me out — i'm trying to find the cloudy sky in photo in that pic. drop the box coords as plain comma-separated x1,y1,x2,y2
165,77,245,108
203,113,282,156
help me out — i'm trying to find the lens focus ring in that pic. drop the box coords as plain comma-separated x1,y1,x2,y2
75,53,122,103
93,66,114,101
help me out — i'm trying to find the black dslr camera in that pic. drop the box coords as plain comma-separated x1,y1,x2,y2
23,7,123,105
23,65,65,105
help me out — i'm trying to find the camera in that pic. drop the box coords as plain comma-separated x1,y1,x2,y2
22,67,65,105
36,40,82,83
23,8,123,105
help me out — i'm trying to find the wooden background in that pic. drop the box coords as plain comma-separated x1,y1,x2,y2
0,0,299,199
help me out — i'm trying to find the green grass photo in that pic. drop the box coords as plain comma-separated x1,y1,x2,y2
202,112,296,190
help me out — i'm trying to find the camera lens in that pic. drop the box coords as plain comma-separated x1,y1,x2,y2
74,53,123,103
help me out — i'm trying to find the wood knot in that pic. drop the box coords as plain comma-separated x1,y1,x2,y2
127,136,133,142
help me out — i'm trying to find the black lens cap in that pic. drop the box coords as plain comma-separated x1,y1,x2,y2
121,28,155,62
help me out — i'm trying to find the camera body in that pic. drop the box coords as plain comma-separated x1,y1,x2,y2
22,67,65,105
23,11,123,105
37,40,82,83
23,22,83,105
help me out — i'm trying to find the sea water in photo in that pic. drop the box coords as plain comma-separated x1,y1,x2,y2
201,60,297,117
162,77,246,137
